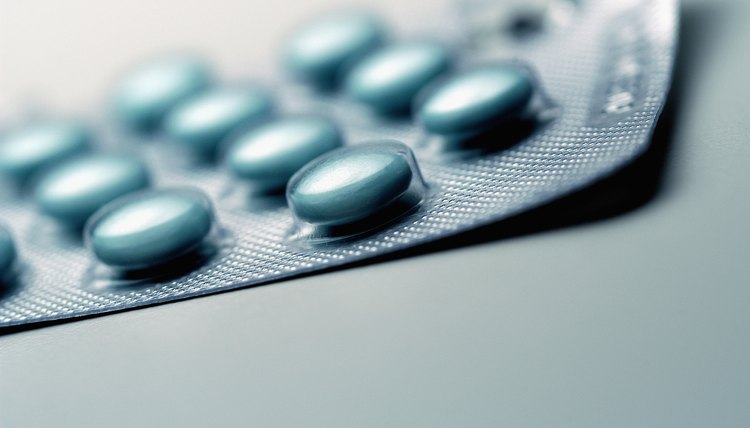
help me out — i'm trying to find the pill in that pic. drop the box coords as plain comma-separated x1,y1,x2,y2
0,122,90,183
345,41,451,113
418,65,534,135
285,12,385,88
0,225,16,282
165,87,274,157
113,57,211,132
287,143,414,227
226,116,343,190
87,188,213,269
34,154,151,228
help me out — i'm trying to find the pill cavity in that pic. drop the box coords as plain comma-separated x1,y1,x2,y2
0,122,90,183
285,12,385,88
113,57,212,132
34,154,151,228
226,116,343,191
287,141,422,229
165,87,274,158
86,188,214,269
418,65,534,136
346,41,451,114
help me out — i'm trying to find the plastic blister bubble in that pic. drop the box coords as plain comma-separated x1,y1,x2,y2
82,187,231,290
286,140,428,245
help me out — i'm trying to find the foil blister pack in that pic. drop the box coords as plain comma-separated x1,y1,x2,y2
0,0,678,328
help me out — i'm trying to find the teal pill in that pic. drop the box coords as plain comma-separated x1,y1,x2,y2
345,41,451,113
227,116,343,190
165,87,274,157
285,12,385,88
113,57,211,133
287,143,413,226
34,154,151,227
0,225,17,282
418,65,534,135
0,122,90,183
87,188,213,269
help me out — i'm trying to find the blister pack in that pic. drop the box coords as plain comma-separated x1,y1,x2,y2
0,0,678,328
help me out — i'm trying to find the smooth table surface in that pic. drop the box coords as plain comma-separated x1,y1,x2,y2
1,0,749,426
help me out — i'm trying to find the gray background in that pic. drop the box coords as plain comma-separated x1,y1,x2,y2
1,0,749,426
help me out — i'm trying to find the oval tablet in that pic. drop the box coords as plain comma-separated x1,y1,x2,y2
0,122,90,183
227,116,343,190
346,41,451,113
165,87,274,157
287,143,414,227
0,225,17,282
113,57,211,132
34,154,151,227
418,65,534,135
285,12,385,88
86,188,213,269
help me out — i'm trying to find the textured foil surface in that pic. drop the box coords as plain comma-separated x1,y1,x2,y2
0,0,678,328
